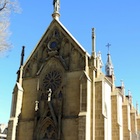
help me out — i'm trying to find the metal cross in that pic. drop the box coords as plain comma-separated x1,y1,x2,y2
106,43,111,53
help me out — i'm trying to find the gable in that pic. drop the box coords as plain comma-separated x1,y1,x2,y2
23,19,89,78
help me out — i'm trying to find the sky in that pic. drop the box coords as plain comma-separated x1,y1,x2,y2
0,0,140,124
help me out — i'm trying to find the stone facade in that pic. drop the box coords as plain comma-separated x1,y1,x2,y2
7,8,140,140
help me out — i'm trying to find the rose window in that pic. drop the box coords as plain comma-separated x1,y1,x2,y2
43,70,62,92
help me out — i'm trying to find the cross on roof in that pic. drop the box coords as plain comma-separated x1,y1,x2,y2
106,43,111,54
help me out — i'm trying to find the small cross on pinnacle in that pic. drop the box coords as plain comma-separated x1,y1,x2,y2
106,43,111,54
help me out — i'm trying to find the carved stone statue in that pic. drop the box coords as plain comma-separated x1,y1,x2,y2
53,0,60,13
47,88,52,102
35,101,39,111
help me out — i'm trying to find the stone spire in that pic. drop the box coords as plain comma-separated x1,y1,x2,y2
17,46,25,83
92,28,96,55
20,46,25,67
90,28,96,69
105,43,114,76
52,0,60,20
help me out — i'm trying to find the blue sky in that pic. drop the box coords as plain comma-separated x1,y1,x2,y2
0,0,140,124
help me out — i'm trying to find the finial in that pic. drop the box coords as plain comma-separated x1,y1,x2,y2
16,46,25,82
20,46,25,67
128,90,131,97
128,90,133,103
91,28,96,56
121,80,126,96
52,0,60,20
106,43,111,54
92,28,95,39
121,79,124,87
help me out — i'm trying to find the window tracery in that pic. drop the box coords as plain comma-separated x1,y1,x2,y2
43,70,62,92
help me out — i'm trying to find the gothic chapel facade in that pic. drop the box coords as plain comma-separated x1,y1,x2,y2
7,1,140,140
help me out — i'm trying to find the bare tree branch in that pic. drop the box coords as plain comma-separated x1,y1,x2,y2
0,2,7,11
0,0,20,56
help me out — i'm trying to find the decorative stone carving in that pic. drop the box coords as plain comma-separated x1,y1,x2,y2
79,54,85,69
43,70,62,92
69,45,85,71
70,47,82,70
60,38,70,58
59,38,70,69
23,27,86,78
34,69,63,140
34,89,63,140
23,52,39,77
24,63,31,77
53,29,60,38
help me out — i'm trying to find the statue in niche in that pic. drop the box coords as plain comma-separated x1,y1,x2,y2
53,0,60,13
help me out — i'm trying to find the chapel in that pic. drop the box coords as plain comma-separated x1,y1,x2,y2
7,1,140,140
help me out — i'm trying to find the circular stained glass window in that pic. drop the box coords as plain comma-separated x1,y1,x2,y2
49,41,58,50
43,70,62,92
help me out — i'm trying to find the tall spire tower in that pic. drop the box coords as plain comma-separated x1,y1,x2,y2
105,43,114,76
52,0,60,20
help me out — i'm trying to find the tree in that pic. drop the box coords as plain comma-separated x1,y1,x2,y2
0,0,20,56
0,0,7,11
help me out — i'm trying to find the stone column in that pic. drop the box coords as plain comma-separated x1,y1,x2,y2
137,116,140,139
130,109,137,139
122,102,131,140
